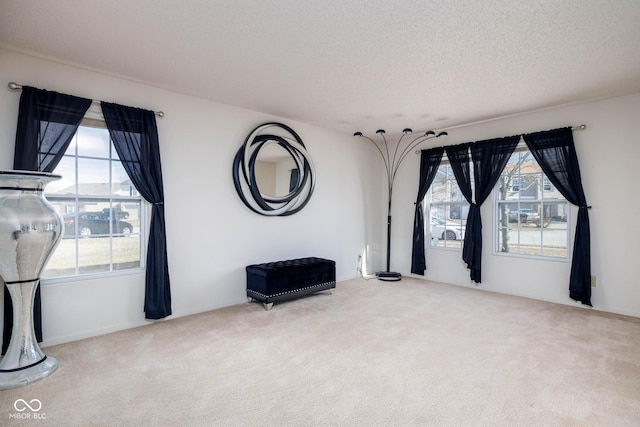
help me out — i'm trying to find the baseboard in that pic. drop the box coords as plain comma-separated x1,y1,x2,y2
406,273,640,320
41,320,150,348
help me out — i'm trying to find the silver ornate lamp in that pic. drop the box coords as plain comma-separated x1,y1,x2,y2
354,129,447,281
0,170,63,390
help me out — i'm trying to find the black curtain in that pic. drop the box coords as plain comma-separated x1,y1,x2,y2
411,147,444,275
3,86,91,354
445,137,518,283
289,168,300,192
445,143,475,274
101,102,172,319
467,136,520,282
523,127,592,306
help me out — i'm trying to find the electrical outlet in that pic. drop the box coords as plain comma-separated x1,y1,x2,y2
591,275,597,287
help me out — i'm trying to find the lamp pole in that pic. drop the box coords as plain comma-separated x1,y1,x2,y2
354,128,448,281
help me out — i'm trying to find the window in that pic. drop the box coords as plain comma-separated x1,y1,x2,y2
428,163,469,249
495,149,569,259
42,121,145,279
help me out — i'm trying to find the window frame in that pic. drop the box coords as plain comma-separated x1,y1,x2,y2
426,161,470,251
493,146,571,262
41,115,148,284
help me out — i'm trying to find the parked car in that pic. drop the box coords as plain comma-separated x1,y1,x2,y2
102,207,129,219
431,218,465,240
507,209,540,224
63,212,133,236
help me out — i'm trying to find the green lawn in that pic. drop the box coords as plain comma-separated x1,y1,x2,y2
43,235,141,278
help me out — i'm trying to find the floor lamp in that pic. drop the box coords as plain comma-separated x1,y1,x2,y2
354,128,447,281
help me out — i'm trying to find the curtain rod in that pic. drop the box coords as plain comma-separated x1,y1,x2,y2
7,82,164,117
415,124,587,154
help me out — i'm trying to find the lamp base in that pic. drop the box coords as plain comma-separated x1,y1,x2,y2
0,356,58,390
376,271,402,282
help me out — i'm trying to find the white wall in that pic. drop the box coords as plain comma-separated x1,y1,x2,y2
390,92,640,318
0,48,383,346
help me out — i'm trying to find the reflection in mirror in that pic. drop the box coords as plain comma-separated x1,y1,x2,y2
254,143,298,198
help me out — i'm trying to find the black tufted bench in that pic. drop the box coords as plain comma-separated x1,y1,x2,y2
246,257,336,310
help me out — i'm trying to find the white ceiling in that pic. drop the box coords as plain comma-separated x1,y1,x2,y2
2,0,640,138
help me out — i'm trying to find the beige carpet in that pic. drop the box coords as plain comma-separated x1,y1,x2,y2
1,277,639,426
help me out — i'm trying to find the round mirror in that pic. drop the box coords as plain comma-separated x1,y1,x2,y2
232,123,315,216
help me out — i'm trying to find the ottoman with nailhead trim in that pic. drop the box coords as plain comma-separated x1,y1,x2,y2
246,257,336,310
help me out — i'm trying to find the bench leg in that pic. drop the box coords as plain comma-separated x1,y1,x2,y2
263,302,273,311
247,297,254,303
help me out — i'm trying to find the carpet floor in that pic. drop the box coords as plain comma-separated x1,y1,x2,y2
1,277,639,426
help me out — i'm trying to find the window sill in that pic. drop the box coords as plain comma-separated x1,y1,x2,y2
493,251,569,263
41,268,145,286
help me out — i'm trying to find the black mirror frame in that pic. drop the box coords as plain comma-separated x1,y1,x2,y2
232,122,315,216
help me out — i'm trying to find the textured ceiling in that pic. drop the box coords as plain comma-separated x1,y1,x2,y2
1,0,640,138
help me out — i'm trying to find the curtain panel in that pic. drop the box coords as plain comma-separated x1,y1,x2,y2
3,86,91,354
467,136,520,282
289,168,300,193
444,143,475,274
444,137,519,283
523,127,592,306
101,102,172,319
411,147,444,275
